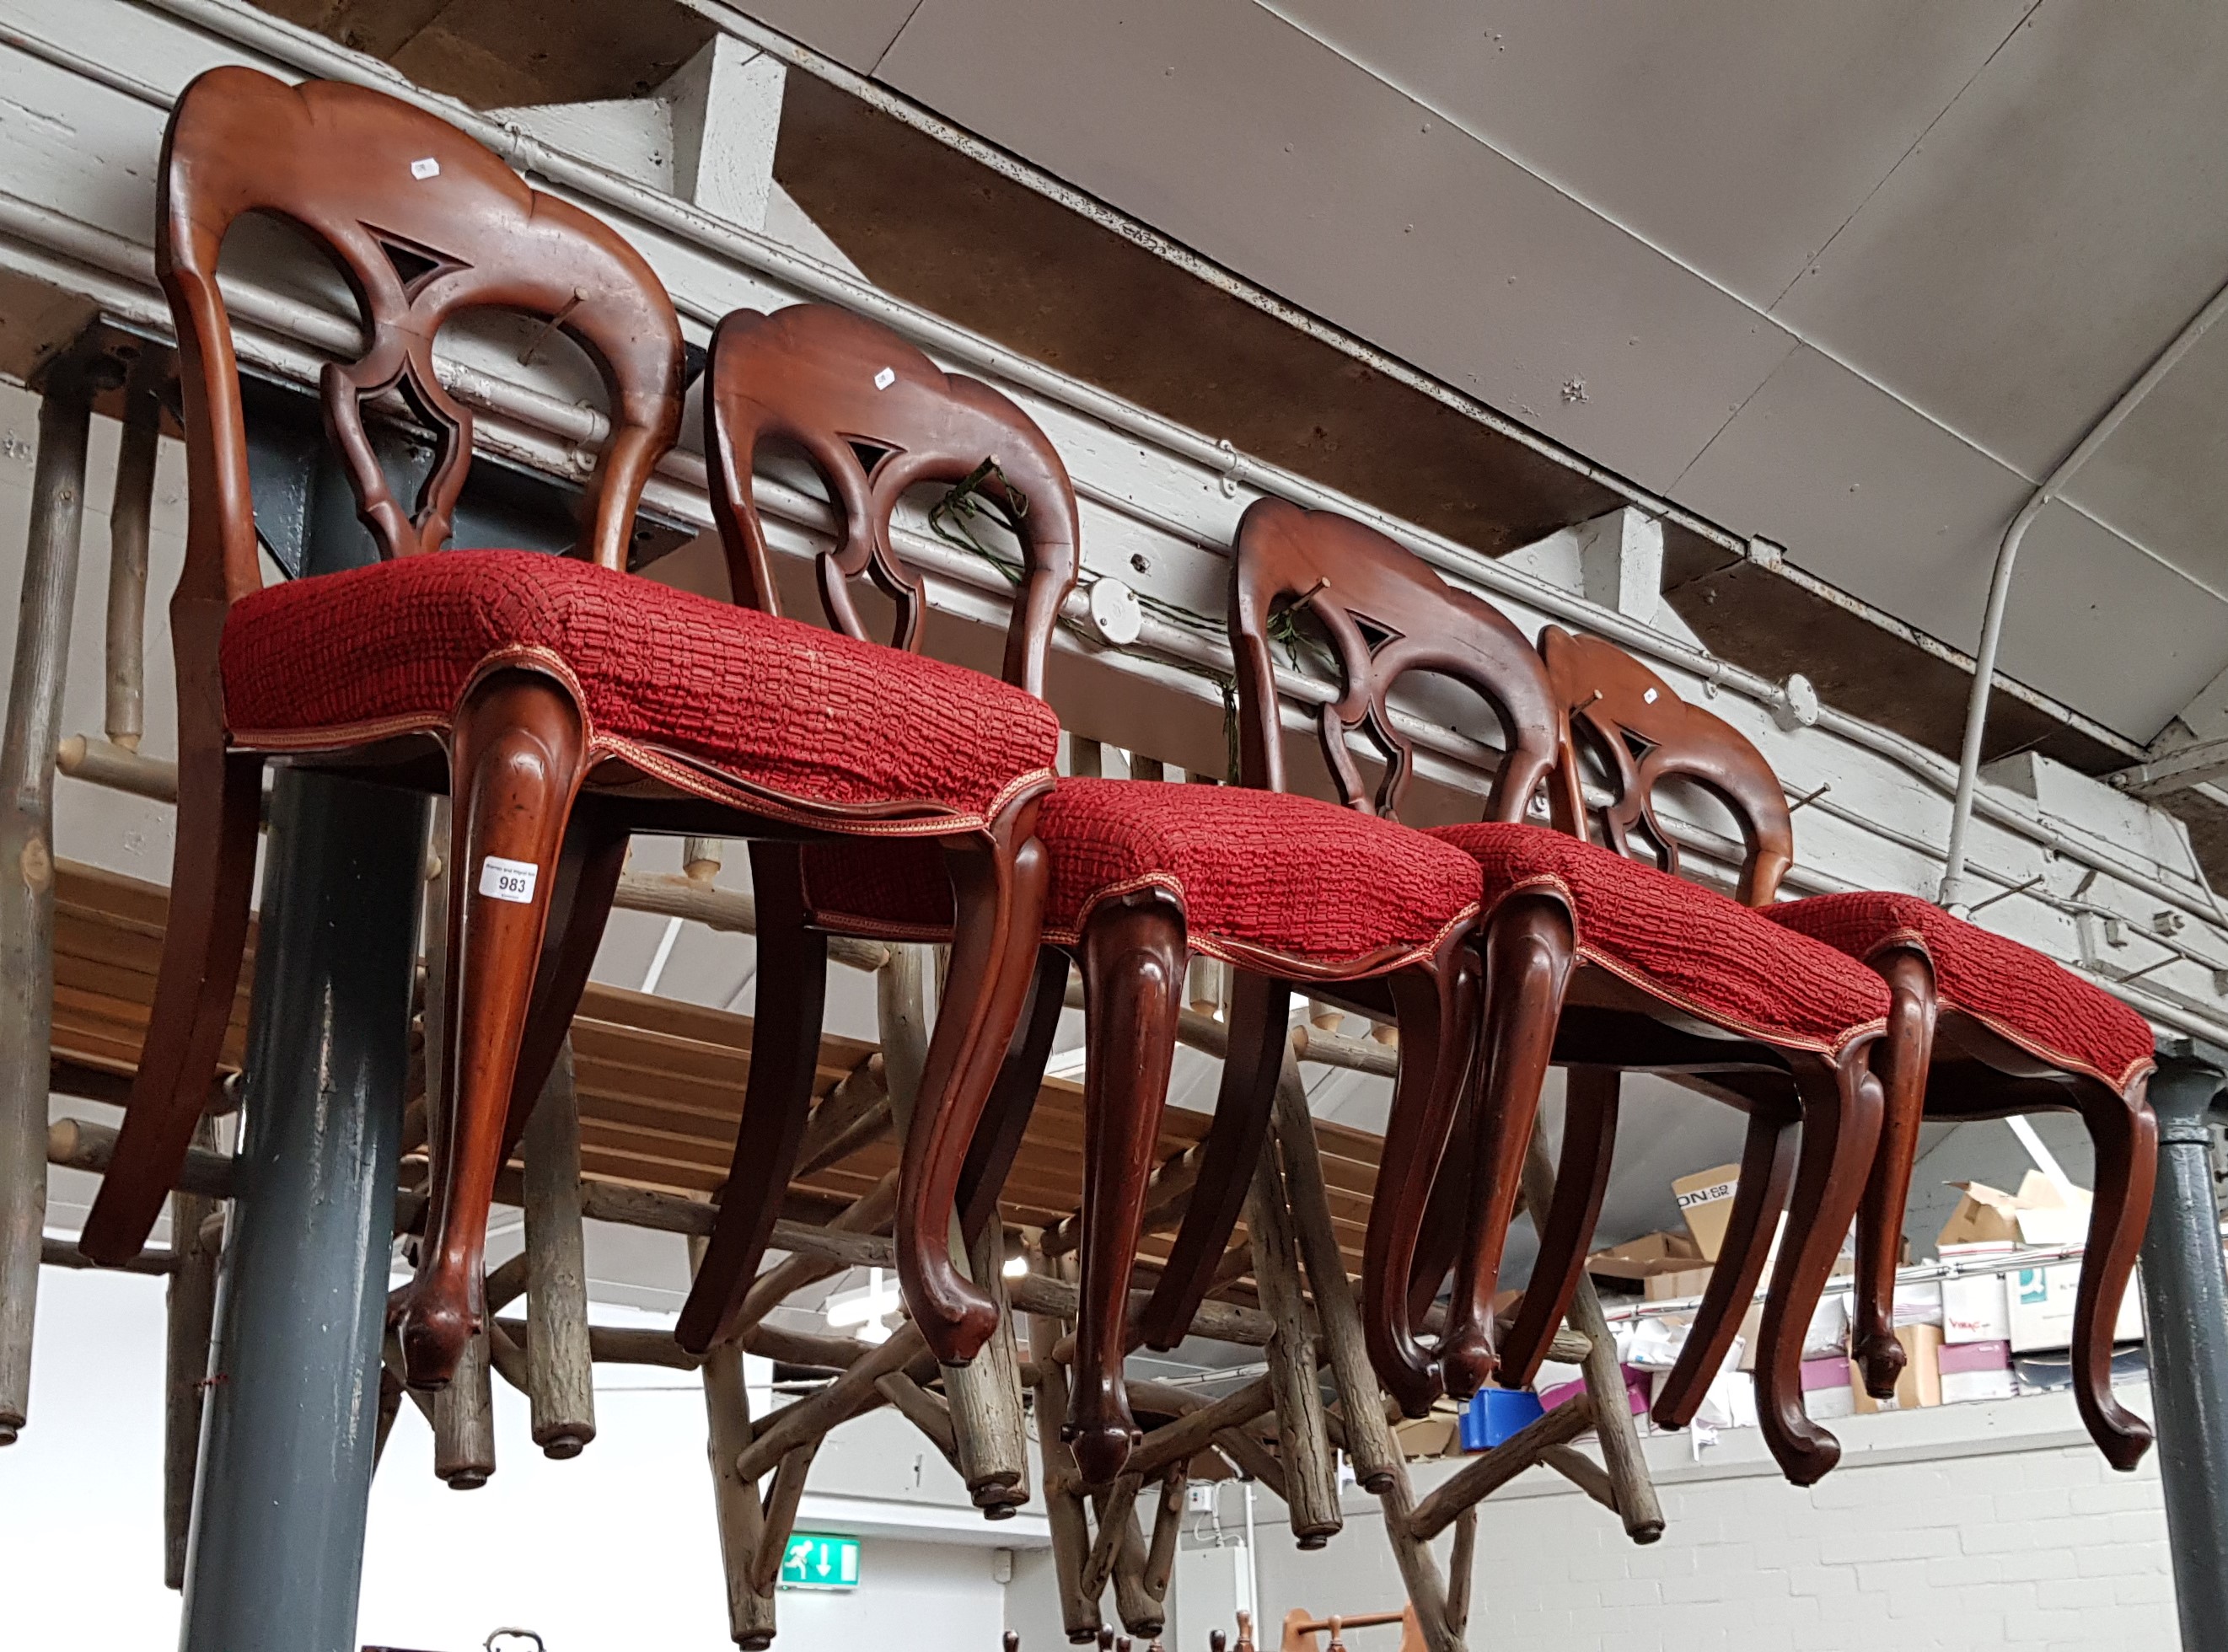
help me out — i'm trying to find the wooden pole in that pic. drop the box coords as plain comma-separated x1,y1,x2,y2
1519,1125,1664,1544
432,1323,497,1488
1270,1063,1463,1652
878,943,1029,1514
734,1169,898,1336
1142,1467,1186,1603
748,1440,820,1596
1109,1485,1164,1639
1246,1139,1341,1547
1028,1286,1102,1643
732,1322,927,1484
948,1215,1031,1515
104,369,158,753
694,1236,779,1651
1407,1395,1596,1541
875,1369,961,1470
0,367,92,1447
1081,1472,1143,1605
163,1113,223,1588
1445,1510,1477,1641
522,1038,596,1459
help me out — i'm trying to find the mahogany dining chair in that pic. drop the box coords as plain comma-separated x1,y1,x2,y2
680,378,1562,1480
78,72,1060,1397
1507,630,2156,1470
1422,625,1901,1485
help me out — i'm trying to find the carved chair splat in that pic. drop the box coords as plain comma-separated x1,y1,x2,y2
1537,631,2158,1470
79,74,1062,1404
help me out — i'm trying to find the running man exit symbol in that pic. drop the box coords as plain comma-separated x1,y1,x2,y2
778,1532,862,1590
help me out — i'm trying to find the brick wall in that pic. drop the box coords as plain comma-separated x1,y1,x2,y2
1235,1386,2177,1651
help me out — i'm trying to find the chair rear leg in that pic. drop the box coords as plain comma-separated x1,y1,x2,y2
1441,892,1574,1402
1652,1098,1797,1428
1753,1050,1884,1486
1404,1092,1475,1330
1363,940,1478,1418
897,819,1049,1365
675,843,828,1354
1136,968,1291,1350
80,743,262,1265
1069,892,1186,1486
2069,1075,2159,1470
1498,1066,1622,1389
1851,952,1935,1398
958,946,1071,1246
395,672,590,1388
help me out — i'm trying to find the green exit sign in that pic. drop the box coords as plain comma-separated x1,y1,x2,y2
779,1532,862,1590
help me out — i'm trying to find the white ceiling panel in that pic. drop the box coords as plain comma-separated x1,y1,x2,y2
2059,320,2228,598
1774,2,2228,481
1990,503,2228,740
727,0,923,72
1265,0,2034,309
1671,345,2031,647
873,0,1796,492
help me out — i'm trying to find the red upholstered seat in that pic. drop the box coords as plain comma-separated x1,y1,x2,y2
804,777,1483,974
1765,892,2155,1094
219,550,1059,831
1427,823,1889,1055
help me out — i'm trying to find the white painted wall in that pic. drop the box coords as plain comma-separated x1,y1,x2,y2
2,1265,1028,1651
1212,1388,2177,1652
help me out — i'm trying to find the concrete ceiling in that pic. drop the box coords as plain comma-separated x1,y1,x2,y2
735,0,2228,746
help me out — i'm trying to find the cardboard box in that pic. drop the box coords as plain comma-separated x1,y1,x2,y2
2007,1261,2145,1352
1801,1356,1854,1421
1941,1245,2017,1343
1937,1172,2088,1250
1643,1265,1716,1303
1850,1323,1942,1413
1586,1229,1703,1282
1938,1339,2016,1404
1672,1162,1742,1262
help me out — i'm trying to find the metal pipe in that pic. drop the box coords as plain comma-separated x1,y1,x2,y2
0,366,94,1446
118,0,2139,764
2139,1052,2228,1648
1940,275,2228,908
180,771,426,1651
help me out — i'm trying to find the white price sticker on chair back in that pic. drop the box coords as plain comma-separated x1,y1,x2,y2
479,856,539,904
411,157,441,180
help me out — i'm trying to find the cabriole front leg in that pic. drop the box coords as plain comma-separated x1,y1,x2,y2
397,671,590,1388
1068,891,1185,1486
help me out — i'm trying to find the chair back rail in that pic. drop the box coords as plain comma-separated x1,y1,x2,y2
1538,625,1794,906
704,303,1082,696
1227,497,1559,822
159,64,685,614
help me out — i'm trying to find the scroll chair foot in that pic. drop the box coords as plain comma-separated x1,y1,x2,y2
2070,1075,2160,1471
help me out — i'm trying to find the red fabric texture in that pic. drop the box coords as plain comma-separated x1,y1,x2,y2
219,550,1058,829
804,778,1483,974
1766,891,2155,1093
1429,823,1889,1055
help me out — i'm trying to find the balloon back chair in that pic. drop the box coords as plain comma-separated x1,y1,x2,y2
79,72,1065,1402
676,301,1081,1370
683,437,1561,1483
1516,629,2158,1471
1425,625,1901,1484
